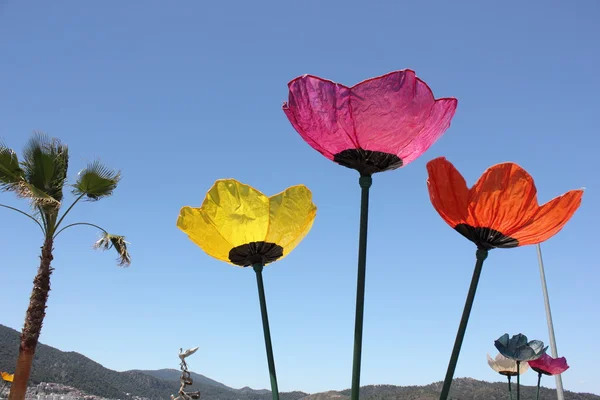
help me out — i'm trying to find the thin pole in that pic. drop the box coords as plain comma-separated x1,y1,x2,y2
350,175,372,400
253,263,279,400
536,244,565,400
439,248,489,400
536,372,542,400
517,361,521,400
507,376,513,400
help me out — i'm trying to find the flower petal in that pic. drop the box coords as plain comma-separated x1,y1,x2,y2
467,163,538,236
266,185,317,261
426,157,469,228
349,70,457,165
177,179,270,264
1,372,14,382
487,354,502,373
177,205,233,264
283,75,357,159
512,190,583,246
397,98,457,165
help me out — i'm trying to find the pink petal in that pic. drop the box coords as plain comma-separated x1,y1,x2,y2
529,353,570,375
283,75,357,160
348,70,457,165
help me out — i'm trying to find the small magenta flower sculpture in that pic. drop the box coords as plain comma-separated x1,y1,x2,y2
487,353,529,400
495,333,547,400
528,353,569,400
427,157,583,400
177,179,317,400
283,70,457,400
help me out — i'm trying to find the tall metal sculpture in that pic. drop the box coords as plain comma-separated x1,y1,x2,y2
171,347,201,400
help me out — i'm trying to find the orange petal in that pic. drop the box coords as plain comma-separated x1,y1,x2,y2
426,157,469,228
467,163,538,234
512,189,583,246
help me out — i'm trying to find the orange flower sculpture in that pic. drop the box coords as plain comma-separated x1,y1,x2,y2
427,157,583,400
427,157,583,250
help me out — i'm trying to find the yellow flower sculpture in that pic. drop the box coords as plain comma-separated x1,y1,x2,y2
177,179,317,267
177,179,316,400
1,372,13,382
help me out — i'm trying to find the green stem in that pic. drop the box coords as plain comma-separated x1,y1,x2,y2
508,375,513,400
53,222,108,239
0,204,44,233
517,361,521,400
536,372,541,400
253,263,279,400
439,248,489,400
53,193,85,232
350,175,372,400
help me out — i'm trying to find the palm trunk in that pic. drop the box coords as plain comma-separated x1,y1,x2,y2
9,237,54,400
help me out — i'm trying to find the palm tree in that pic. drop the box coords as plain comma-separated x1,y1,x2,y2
0,133,130,400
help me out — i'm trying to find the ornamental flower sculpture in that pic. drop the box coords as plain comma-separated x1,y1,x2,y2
427,157,583,400
495,334,547,400
528,353,569,400
487,354,529,400
1,371,13,397
283,70,457,400
177,179,317,400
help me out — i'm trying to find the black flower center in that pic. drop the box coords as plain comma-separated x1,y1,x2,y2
228,241,284,267
333,149,403,176
454,224,519,250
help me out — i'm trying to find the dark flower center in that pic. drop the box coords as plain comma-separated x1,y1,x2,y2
454,225,519,250
531,367,553,376
228,241,284,266
333,149,403,176
498,371,518,377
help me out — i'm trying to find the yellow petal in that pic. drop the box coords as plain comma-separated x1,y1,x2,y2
1,372,14,382
266,185,317,261
177,205,233,263
177,179,270,264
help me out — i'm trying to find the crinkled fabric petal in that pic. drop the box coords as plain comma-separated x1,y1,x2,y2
512,190,583,246
467,163,538,234
529,354,569,375
426,157,469,228
283,75,357,159
510,334,529,349
177,206,233,263
349,70,457,165
488,354,529,375
1,372,14,382
397,98,457,165
201,180,270,246
266,185,317,262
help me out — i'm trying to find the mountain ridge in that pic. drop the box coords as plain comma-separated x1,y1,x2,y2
1,324,598,400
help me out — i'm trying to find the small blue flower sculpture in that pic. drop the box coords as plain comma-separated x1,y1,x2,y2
494,333,547,362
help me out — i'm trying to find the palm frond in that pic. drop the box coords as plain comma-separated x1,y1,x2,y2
21,132,69,206
93,232,131,267
73,160,121,201
0,141,25,192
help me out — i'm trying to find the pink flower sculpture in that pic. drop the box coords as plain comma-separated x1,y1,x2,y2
528,353,570,376
283,70,457,176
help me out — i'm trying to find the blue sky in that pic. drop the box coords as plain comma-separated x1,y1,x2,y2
1,0,599,396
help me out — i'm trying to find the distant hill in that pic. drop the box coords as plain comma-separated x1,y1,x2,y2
1,324,599,400
304,380,600,400
0,324,305,400
129,368,231,390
